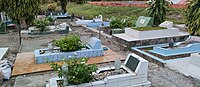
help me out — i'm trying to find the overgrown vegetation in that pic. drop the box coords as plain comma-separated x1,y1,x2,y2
50,58,97,85
186,0,200,36
53,34,84,52
132,26,167,31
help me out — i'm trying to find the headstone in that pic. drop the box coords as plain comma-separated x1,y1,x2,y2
124,53,148,75
135,16,153,27
114,57,121,73
125,55,139,72
169,39,174,48
159,21,173,28
48,43,54,53
86,37,102,49
62,62,69,86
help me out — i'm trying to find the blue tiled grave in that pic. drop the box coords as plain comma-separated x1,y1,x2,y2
34,37,104,64
131,42,200,65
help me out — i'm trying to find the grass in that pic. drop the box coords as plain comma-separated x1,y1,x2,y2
40,3,186,24
132,26,167,31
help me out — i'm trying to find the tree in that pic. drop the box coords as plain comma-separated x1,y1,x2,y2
55,0,67,13
186,0,200,36
146,0,171,26
0,0,40,44
60,0,67,13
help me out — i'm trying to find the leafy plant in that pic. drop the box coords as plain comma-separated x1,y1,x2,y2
110,16,136,29
146,0,171,26
185,0,200,36
53,34,84,52
50,58,97,85
33,18,50,32
110,17,123,29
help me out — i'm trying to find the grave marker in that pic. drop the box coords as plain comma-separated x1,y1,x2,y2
135,16,154,27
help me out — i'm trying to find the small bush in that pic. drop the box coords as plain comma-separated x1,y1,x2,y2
110,17,123,29
33,18,50,32
53,34,84,52
110,16,136,29
50,58,97,85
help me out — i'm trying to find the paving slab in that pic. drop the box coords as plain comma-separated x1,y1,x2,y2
12,49,124,76
0,47,9,60
14,72,57,87
166,57,200,80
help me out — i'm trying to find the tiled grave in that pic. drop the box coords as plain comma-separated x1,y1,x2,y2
12,49,124,76
132,42,200,66
34,37,104,64
46,53,151,87
48,13,71,19
75,15,110,29
0,47,9,60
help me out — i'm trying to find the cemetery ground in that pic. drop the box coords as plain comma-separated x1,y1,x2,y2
0,19,200,87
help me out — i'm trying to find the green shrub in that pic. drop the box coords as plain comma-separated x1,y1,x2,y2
53,34,84,52
33,18,50,32
50,58,97,85
110,17,123,29
110,16,136,29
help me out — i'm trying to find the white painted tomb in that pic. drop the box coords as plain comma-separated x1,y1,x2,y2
46,53,151,87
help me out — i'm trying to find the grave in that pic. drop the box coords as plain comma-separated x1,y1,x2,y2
48,13,71,19
0,47,9,60
131,40,200,66
112,16,189,50
75,15,110,28
21,22,71,35
46,53,151,87
149,42,200,56
166,53,200,80
34,37,104,64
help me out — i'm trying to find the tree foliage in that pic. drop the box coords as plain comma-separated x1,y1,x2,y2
186,0,200,36
146,0,171,26
54,0,67,13
0,0,40,24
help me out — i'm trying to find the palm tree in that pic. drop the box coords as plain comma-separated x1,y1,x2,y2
146,0,171,26
186,0,200,36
